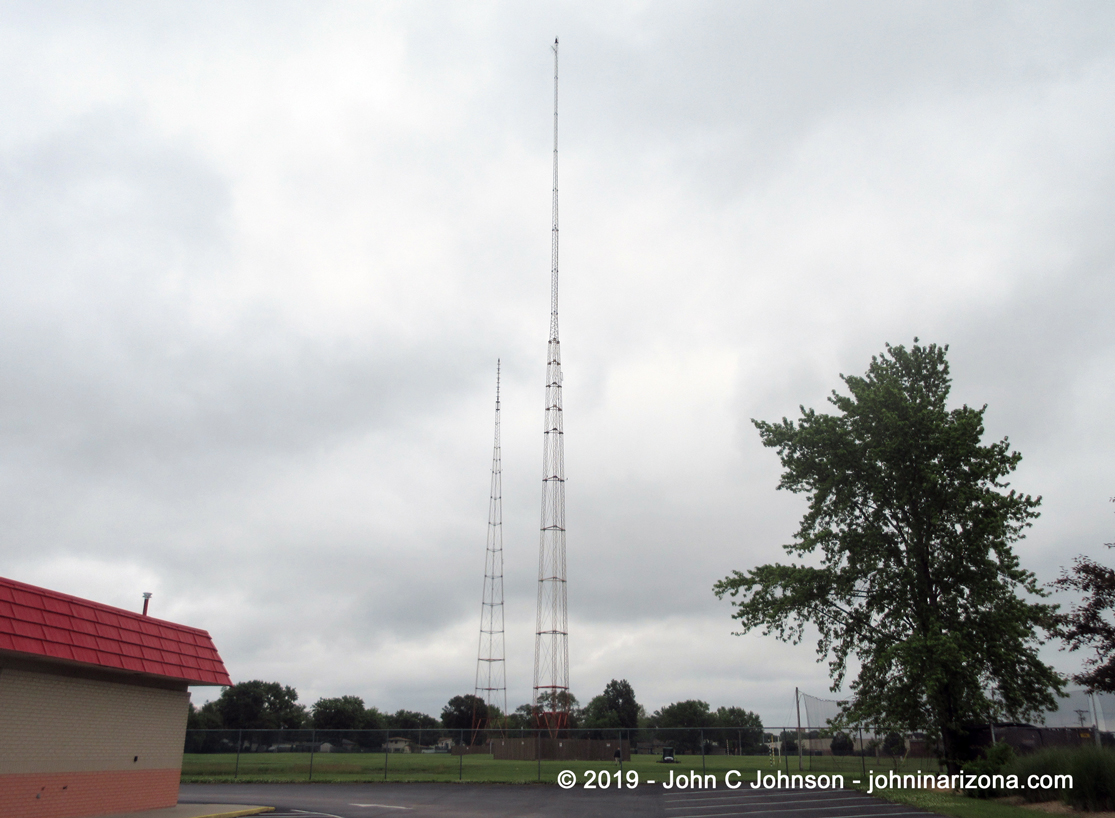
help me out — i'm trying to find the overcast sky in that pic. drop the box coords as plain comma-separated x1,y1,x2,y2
2,1,1113,727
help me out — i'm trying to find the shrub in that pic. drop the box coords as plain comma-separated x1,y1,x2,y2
830,732,855,756
882,732,906,759
1007,747,1073,803
1065,746,1115,812
963,741,1015,799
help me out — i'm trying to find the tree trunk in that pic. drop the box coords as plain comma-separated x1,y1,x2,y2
941,726,961,777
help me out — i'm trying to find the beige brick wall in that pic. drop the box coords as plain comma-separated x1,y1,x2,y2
0,668,189,774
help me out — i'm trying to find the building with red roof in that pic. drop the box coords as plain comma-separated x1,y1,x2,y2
0,576,231,818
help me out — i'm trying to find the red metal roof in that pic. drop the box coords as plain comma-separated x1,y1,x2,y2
0,576,231,686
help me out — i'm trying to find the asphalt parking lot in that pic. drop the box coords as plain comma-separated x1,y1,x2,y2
180,782,933,818
660,787,931,818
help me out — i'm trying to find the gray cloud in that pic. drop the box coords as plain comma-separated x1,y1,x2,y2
0,2,1112,723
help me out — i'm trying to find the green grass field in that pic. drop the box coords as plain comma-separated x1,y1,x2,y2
181,750,942,785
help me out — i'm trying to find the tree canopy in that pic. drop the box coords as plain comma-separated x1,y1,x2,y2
649,699,716,753
830,732,854,756
652,699,714,729
388,709,439,732
532,690,581,728
714,341,1062,772
185,682,435,737
187,700,222,731
508,703,535,730
441,694,487,731
214,680,307,729
582,679,640,729
882,730,907,759
311,695,374,730
1052,499,1115,692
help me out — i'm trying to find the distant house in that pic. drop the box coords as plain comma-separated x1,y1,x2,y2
0,576,230,818
387,737,416,753
435,736,455,752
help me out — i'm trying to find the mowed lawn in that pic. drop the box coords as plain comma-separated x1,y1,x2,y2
183,751,761,783
181,751,940,784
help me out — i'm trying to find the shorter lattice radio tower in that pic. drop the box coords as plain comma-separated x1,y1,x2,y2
474,360,507,732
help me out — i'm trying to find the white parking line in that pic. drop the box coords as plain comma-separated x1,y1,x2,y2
665,793,864,804
350,805,413,810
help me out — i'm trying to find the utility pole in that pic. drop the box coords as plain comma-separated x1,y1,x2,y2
533,37,570,736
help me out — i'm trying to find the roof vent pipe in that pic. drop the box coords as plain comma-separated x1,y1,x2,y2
142,592,152,616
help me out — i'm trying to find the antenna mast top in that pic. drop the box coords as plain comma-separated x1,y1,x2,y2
549,37,559,341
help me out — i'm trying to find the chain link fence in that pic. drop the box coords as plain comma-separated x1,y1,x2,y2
181,725,949,783
788,687,1115,778
183,690,1115,783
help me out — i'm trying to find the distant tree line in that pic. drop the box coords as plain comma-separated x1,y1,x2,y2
187,681,441,736
186,677,764,753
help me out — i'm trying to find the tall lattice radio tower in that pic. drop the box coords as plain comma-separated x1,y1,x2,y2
532,37,570,734
474,360,507,729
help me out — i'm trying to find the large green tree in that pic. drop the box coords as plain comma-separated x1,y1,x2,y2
651,699,715,753
1052,499,1115,692
713,341,1062,773
187,700,223,730
184,701,224,752
441,694,488,732
531,690,581,728
311,695,372,730
215,680,307,730
582,679,641,729
712,706,763,752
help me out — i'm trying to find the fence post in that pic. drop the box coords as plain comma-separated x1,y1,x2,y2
1092,692,1103,748
537,730,541,782
859,726,866,780
459,730,464,781
309,729,315,782
701,729,705,774
796,687,803,771
384,731,389,781
234,729,242,779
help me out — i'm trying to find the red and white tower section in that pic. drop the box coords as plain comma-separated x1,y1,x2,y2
474,360,507,728
532,37,571,734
